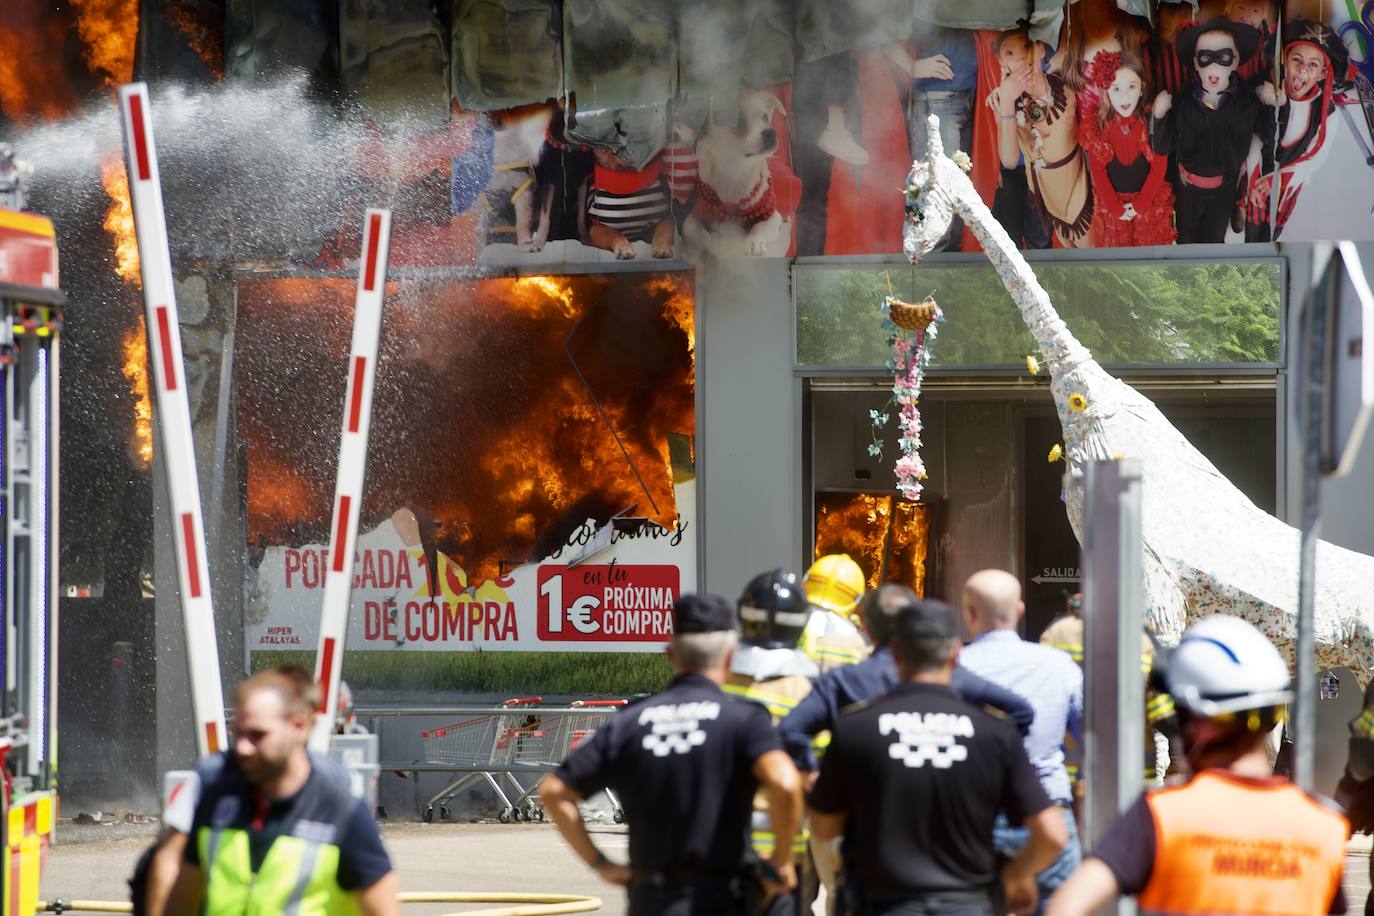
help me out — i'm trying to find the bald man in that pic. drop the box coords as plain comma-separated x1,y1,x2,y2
959,570,1084,915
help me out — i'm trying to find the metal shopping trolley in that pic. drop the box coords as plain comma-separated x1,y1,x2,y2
420,697,542,823
526,700,628,823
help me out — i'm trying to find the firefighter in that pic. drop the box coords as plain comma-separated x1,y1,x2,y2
1047,615,1349,916
798,554,869,672
724,570,820,912
162,667,398,916
541,593,804,916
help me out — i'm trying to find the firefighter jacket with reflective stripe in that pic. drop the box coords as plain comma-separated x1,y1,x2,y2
1138,772,1347,916
724,671,814,856
798,609,868,673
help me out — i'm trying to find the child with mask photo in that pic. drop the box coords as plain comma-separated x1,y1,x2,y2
1151,18,1276,244
1079,51,1175,246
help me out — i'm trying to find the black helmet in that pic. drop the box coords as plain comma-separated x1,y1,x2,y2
737,570,810,649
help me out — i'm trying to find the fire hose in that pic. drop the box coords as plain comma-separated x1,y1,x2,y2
35,891,603,915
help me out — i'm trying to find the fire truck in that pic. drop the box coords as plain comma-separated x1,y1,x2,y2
0,145,62,916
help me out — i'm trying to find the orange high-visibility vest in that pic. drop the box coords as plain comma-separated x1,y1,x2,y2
1138,771,1348,916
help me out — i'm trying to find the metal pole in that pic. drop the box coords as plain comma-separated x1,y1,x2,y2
309,209,392,752
1081,459,1144,887
1293,245,1332,793
118,82,227,756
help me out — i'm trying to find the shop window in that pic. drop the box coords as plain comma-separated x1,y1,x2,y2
795,260,1282,369
814,492,932,596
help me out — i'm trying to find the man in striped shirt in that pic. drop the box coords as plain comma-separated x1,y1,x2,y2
959,569,1083,915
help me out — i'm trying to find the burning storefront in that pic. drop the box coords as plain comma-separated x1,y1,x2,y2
3,0,1374,809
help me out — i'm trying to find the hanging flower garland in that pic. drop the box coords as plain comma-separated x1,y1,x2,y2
868,294,943,501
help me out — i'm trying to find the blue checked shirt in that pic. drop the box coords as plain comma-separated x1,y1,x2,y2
960,629,1083,805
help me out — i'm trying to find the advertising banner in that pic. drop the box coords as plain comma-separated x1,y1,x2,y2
237,272,696,664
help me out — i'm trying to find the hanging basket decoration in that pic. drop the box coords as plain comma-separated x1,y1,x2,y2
870,294,943,502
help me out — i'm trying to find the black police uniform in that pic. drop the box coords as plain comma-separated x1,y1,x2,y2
556,671,784,916
810,683,1052,916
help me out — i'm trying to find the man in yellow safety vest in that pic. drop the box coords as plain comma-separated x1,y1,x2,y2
164,667,399,916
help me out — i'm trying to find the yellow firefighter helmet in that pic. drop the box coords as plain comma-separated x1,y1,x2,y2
803,554,866,617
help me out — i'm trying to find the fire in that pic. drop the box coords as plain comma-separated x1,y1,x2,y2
647,274,695,372
237,273,696,586
0,7,80,122
162,3,225,80
513,275,579,318
69,0,139,87
101,158,141,286
122,317,154,470
815,492,930,595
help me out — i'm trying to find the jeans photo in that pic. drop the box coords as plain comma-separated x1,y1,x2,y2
862,893,995,916
909,89,972,251
991,807,1081,916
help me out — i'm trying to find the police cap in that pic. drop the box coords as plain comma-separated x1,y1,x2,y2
673,592,737,635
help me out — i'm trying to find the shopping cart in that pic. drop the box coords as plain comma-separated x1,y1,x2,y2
523,699,628,823
420,697,542,823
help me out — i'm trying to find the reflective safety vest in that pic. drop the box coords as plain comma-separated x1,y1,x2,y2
1137,771,1348,916
198,826,359,916
797,609,868,673
724,672,814,856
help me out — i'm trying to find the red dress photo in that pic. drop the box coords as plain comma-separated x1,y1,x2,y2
1078,110,1176,247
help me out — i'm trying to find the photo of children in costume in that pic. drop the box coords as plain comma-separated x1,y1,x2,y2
1150,17,1275,244
1078,51,1176,246
988,27,1094,247
1243,17,1353,241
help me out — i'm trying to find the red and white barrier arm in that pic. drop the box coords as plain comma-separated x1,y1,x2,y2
117,83,228,757
308,209,392,752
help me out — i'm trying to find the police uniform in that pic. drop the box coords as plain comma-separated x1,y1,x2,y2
557,670,784,915
779,646,1034,773
1091,771,1348,916
184,754,391,915
810,682,1052,914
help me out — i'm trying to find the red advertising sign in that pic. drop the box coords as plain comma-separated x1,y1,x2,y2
537,564,679,642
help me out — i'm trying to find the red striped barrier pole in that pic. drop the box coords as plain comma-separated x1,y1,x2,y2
308,209,391,752
117,83,227,757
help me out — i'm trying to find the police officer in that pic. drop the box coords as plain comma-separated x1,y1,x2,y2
541,593,805,916
809,599,1068,916
799,555,870,672
163,667,398,916
724,570,821,911
781,584,1034,913
1047,615,1349,916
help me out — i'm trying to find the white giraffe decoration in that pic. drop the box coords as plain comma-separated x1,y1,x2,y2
904,114,1374,673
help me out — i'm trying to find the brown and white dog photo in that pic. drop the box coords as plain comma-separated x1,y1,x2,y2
682,88,790,259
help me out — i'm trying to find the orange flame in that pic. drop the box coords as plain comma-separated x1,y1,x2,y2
122,316,154,470
0,8,80,122
69,0,139,87
815,493,930,596
162,3,225,80
101,158,141,286
239,273,696,585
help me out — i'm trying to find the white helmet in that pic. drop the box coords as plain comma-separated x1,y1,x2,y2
1166,615,1292,718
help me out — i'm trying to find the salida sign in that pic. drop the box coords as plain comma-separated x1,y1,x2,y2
247,502,697,654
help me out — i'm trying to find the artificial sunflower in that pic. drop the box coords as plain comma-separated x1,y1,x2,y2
1026,355,1040,376
1068,393,1088,413
1048,443,1063,463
